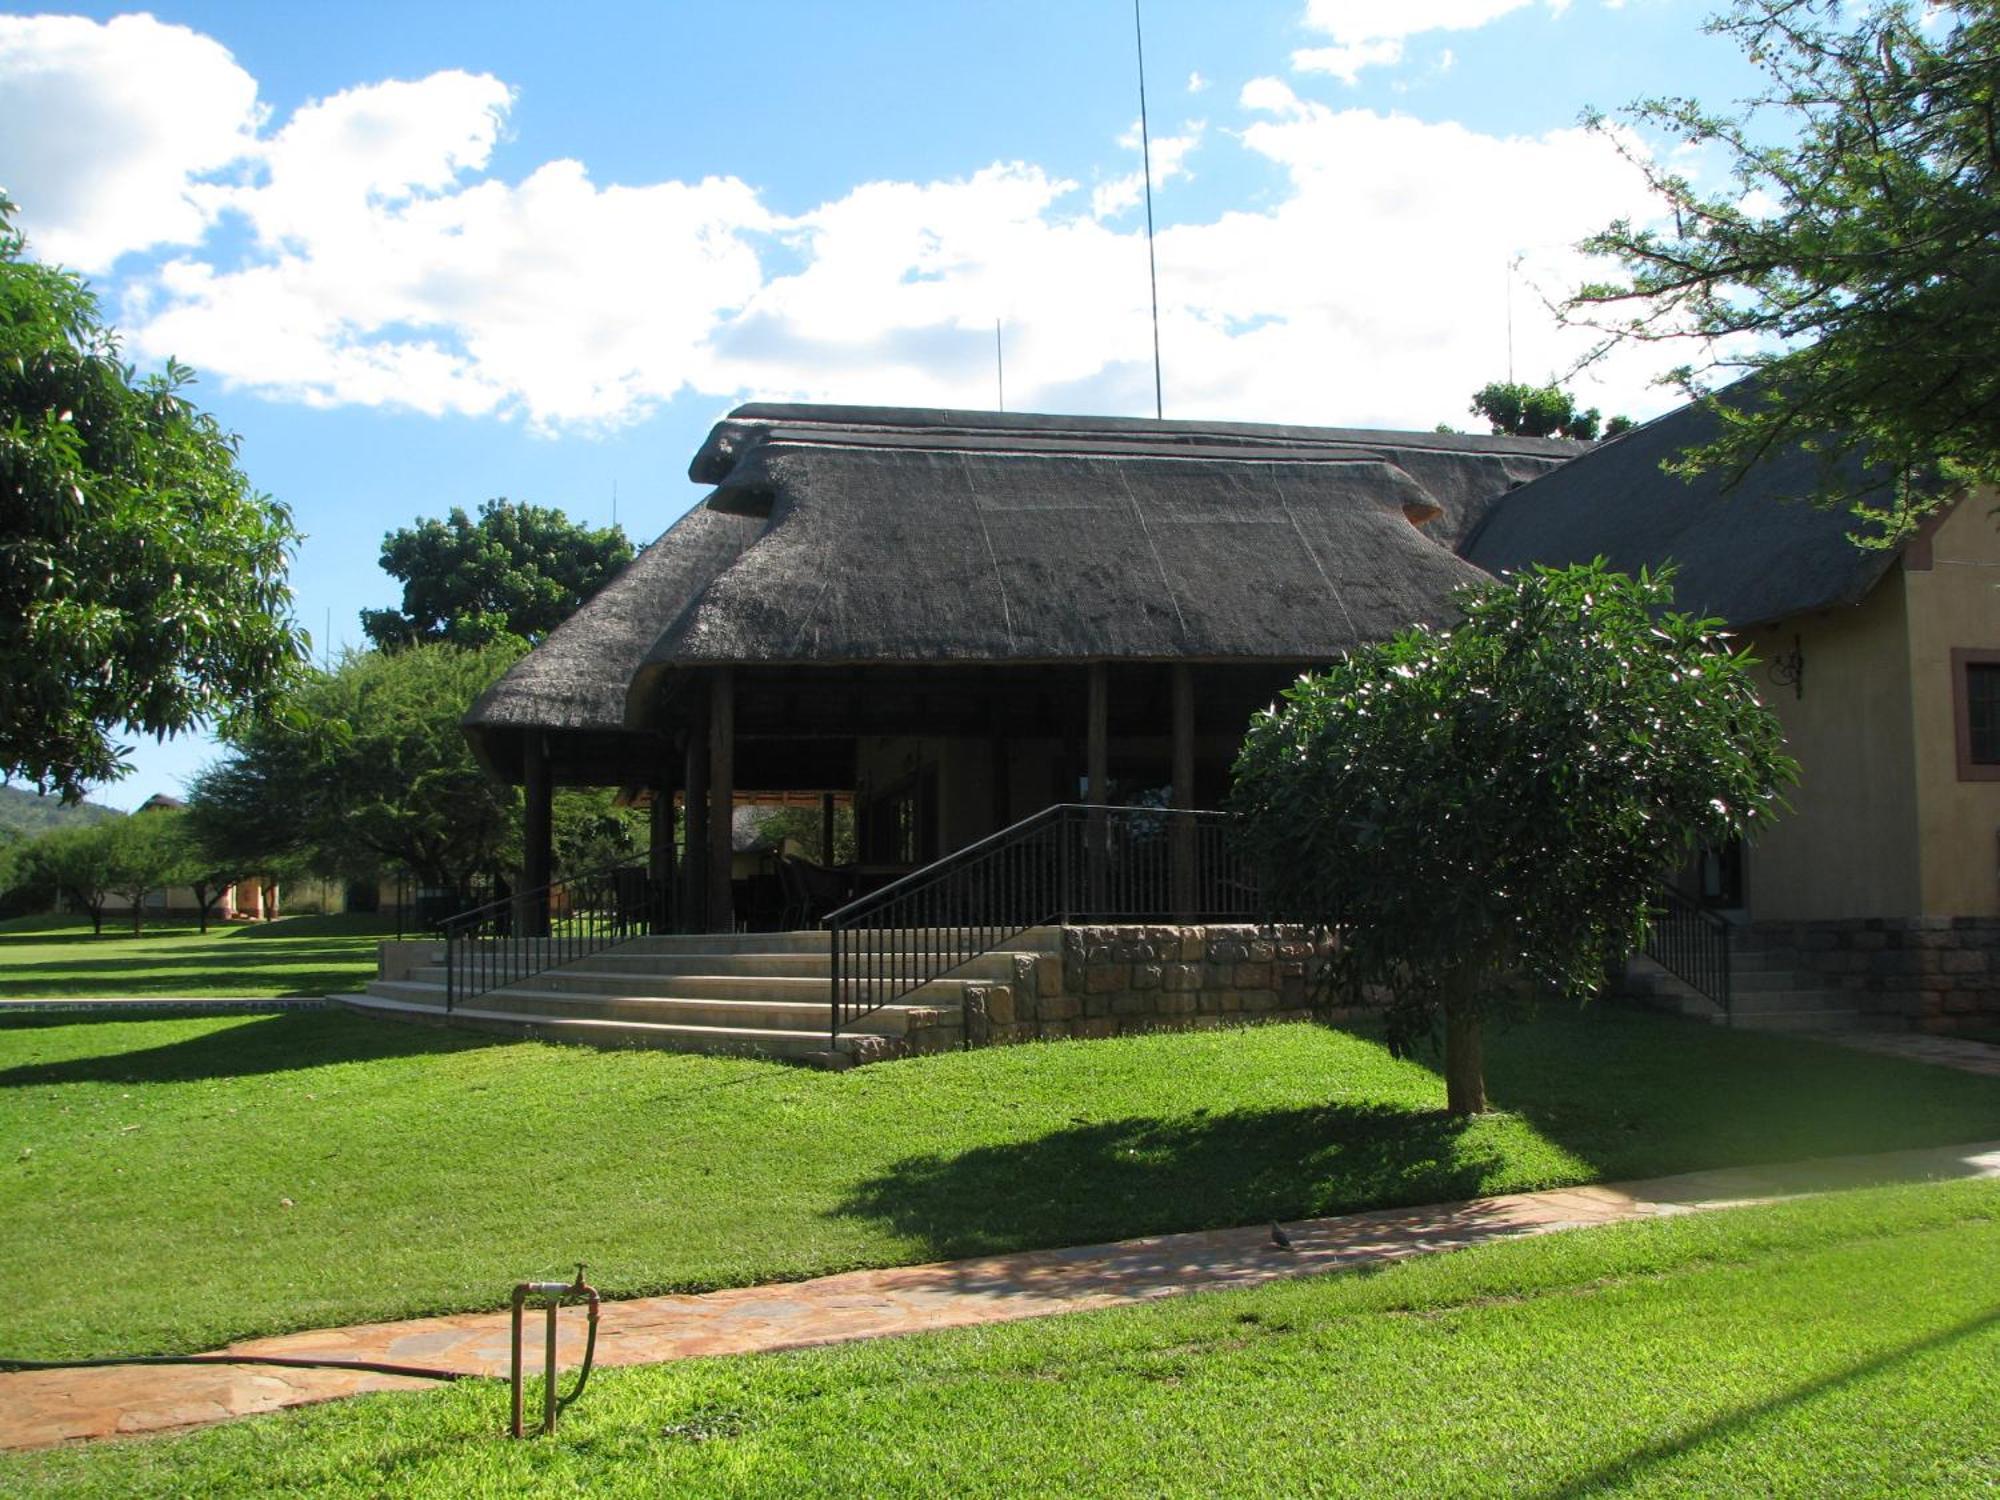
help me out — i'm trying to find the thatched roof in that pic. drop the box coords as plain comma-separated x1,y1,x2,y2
1463,390,1902,627
464,501,763,733
466,403,1577,749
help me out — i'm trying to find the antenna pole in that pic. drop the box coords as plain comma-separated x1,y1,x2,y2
1506,255,1518,385
611,479,619,531
1134,0,1164,420
995,318,1005,412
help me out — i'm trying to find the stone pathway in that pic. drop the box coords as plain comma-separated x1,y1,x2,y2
7,1138,1997,1452
1824,1030,2000,1077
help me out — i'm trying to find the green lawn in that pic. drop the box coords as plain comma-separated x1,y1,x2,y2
0,914,400,1000
9,1179,1995,1496
4,1006,1997,1362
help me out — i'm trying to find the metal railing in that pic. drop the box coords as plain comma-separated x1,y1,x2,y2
441,862,667,1012
1643,883,1733,1024
825,803,1255,1043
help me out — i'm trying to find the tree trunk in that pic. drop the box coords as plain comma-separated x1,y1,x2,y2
1443,974,1487,1116
131,900,143,937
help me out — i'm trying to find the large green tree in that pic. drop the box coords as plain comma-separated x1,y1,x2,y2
0,198,308,799
191,640,528,894
1569,1,2000,536
359,499,633,650
1230,563,1795,1115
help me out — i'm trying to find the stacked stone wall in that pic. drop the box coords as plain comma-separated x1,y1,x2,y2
1753,917,2000,1034
963,925,1340,1046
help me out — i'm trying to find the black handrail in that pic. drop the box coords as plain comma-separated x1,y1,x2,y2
825,803,1255,1045
441,862,668,1013
1643,883,1733,1025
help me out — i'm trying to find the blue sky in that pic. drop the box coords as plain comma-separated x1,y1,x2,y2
0,0,1767,809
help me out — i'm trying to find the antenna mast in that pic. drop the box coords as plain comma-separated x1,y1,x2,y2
1134,0,1164,419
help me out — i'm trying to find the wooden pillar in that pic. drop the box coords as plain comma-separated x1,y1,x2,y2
707,668,736,934
683,697,711,933
1171,663,1196,916
649,772,678,934
521,732,552,938
1085,663,1108,805
989,735,1010,834
1085,662,1108,912
819,791,837,865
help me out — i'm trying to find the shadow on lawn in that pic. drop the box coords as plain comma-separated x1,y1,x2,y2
1535,1306,2000,1498
835,1100,1502,1260
0,1010,497,1086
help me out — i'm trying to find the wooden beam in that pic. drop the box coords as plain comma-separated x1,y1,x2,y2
683,694,711,933
707,668,736,933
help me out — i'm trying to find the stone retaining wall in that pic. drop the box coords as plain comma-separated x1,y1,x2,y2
963,925,1338,1046
1754,917,2000,1035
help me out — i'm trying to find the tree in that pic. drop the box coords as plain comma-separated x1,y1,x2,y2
359,499,633,650
1229,563,1795,1115
156,805,252,934
195,641,527,894
1469,381,1619,442
1568,1,2000,536
0,197,308,800
103,812,181,936
26,822,118,935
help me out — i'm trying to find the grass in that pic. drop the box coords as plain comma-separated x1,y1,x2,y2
0,914,400,1000
8,1178,1996,1496
4,1005,1998,1362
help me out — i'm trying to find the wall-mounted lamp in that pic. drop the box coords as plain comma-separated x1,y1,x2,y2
1768,635,1805,700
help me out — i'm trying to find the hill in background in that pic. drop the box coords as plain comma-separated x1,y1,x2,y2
0,784,125,837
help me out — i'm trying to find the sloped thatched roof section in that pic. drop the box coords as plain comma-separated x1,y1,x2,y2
637,448,1516,677
1463,393,1901,627
466,501,764,732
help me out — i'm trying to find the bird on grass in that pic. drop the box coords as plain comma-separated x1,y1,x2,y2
1269,1221,1294,1252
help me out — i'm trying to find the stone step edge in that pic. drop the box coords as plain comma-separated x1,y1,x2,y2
334,992,890,1061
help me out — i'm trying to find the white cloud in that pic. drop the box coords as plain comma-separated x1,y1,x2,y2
1293,0,1568,81
0,17,1680,435
0,14,262,269
1091,121,1204,219
1187,70,1210,93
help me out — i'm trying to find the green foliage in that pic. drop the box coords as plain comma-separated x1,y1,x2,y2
1469,380,1614,441
1230,563,1795,1109
748,802,858,864
551,787,646,877
358,498,633,650
194,640,527,890
0,198,309,800
1570,1,2000,537
100,810,184,935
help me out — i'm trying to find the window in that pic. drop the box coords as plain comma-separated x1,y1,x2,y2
1951,649,2000,781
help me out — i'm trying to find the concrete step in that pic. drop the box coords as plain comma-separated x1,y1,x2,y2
364,978,961,1035
386,967,997,1008
336,991,868,1063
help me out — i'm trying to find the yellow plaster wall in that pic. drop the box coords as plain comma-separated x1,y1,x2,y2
1741,572,1922,921
1904,492,2000,916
